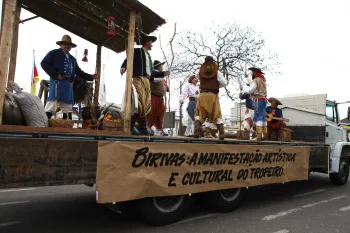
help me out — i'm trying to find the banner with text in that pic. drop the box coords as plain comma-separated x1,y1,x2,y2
96,142,310,203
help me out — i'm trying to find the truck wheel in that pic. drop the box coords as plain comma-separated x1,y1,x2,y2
137,195,192,226
203,188,246,213
330,154,350,185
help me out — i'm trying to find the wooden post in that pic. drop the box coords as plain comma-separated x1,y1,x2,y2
123,11,136,133
7,4,20,92
0,0,17,124
94,45,102,105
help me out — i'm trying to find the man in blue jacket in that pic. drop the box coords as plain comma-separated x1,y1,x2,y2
41,35,96,120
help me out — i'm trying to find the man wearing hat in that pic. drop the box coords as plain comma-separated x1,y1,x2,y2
41,35,96,120
120,35,157,135
179,74,199,137
266,97,286,140
148,60,170,136
239,67,267,141
193,56,226,140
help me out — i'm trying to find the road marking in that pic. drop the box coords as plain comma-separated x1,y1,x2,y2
272,230,289,233
0,221,22,227
292,189,326,198
0,188,36,193
339,205,350,211
262,195,347,220
171,213,219,225
0,201,30,206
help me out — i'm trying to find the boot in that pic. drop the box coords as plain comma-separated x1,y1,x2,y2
130,115,140,135
217,124,225,140
204,127,214,138
194,120,202,138
211,129,218,138
256,126,264,141
263,126,268,141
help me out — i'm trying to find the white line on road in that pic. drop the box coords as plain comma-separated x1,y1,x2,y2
0,188,36,193
0,221,22,227
272,230,289,233
0,201,30,206
171,213,220,225
292,189,326,198
339,205,350,211
262,195,347,220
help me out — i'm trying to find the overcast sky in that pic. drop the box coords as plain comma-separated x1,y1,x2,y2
1,0,350,117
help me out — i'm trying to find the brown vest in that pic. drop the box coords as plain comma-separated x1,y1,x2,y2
150,81,166,97
199,73,219,94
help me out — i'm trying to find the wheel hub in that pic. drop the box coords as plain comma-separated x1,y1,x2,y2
153,195,184,213
220,188,241,202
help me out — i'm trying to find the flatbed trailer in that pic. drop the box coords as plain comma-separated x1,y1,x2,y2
1,124,346,226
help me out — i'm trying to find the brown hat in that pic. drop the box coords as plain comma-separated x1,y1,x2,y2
268,97,282,105
199,61,218,79
188,75,196,83
56,35,77,48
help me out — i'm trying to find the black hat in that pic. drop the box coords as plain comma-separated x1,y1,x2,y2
248,67,264,75
205,56,214,63
153,60,165,68
139,35,157,46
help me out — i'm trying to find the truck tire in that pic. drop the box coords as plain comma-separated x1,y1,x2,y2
330,153,350,186
203,188,246,213
137,195,192,226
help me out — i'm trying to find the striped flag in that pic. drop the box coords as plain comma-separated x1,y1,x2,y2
30,52,40,95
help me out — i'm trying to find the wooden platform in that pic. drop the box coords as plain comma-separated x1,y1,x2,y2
0,125,131,137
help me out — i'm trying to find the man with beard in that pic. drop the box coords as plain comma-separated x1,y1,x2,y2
120,35,157,135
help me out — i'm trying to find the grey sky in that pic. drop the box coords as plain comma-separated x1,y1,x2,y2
1,0,350,117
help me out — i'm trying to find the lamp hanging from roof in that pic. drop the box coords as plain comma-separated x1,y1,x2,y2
107,16,117,37
82,49,88,62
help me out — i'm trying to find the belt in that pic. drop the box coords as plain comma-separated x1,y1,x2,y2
257,97,267,101
189,97,197,101
200,89,218,94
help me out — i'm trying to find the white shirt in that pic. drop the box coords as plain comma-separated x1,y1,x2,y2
142,48,151,76
195,71,226,88
179,83,199,102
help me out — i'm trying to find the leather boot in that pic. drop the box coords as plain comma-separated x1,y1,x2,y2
217,124,225,140
194,120,202,138
256,126,264,141
263,126,268,141
204,127,214,138
211,129,218,138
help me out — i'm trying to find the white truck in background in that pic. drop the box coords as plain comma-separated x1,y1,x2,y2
277,94,350,182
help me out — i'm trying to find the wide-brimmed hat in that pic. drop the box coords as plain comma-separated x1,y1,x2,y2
153,60,165,68
56,35,77,48
188,74,197,83
199,59,218,79
268,97,282,105
138,35,157,45
248,67,264,75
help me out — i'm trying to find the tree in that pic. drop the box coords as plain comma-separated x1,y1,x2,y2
171,22,280,101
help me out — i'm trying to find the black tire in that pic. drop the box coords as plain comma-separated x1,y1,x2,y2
203,188,246,213
137,195,193,226
330,153,350,186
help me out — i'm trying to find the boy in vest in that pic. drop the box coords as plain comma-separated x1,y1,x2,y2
194,56,226,140
239,67,267,141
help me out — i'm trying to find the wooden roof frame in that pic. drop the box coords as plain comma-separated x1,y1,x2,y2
0,0,166,134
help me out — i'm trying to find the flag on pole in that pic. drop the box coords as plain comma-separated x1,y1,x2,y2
99,64,107,106
30,51,40,95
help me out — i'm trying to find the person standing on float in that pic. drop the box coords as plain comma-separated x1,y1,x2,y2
239,67,267,141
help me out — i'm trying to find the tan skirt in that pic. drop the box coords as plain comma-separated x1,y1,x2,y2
195,93,222,123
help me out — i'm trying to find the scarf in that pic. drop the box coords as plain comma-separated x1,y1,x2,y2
253,72,266,82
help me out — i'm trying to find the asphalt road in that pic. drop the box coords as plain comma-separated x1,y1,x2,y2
1,173,350,233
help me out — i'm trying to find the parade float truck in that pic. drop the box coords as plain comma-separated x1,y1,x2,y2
0,95,349,226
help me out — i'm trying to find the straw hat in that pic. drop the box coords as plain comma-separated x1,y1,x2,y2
56,35,77,48
268,97,282,105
